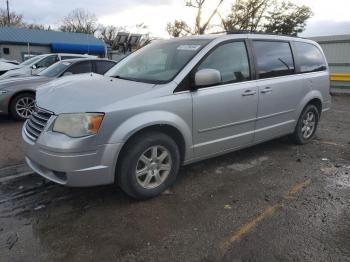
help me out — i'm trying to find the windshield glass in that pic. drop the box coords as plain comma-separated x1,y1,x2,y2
20,55,44,66
38,61,73,77
105,38,212,83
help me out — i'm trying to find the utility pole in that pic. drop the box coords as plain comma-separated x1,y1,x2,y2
6,0,10,26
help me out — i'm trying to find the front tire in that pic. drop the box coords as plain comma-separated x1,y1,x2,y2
10,93,35,121
117,132,180,200
292,104,320,145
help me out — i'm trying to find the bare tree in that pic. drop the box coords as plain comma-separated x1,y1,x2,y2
186,0,225,34
0,8,23,27
166,20,192,37
60,8,98,35
167,0,224,37
97,25,124,50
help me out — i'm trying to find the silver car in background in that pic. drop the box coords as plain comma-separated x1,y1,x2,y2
0,58,116,120
23,34,331,199
0,53,95,80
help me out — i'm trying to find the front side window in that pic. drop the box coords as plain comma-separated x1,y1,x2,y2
197,41,250,84
64,61,92,74
105,39,211,83
294,42,327,73
253,41,295,79
94,61,116,75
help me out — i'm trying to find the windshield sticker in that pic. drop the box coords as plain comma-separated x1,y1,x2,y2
177,45,201,51
62,62,71,66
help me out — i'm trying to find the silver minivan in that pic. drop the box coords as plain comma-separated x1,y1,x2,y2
22,34,331,199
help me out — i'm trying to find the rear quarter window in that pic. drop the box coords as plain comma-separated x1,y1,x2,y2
294,42,327,73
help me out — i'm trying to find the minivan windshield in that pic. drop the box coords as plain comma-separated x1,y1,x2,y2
105,39,212,84
38,61,73,77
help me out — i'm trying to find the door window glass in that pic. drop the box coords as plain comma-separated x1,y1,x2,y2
197,41,250,85
94,61,117,74
64,61,92,74
253,41,295,79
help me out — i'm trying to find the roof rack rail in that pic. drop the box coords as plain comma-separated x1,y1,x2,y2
223,30,302,38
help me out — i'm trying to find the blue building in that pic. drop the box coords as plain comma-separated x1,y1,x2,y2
0,27,106,62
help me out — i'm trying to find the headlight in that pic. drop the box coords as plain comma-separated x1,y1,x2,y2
53,113,104,137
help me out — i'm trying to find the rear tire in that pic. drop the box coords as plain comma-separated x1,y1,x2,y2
291,104,319,145
10,93,35,121
117,131,180,200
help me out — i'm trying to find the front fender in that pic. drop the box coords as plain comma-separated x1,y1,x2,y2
108,110,193,161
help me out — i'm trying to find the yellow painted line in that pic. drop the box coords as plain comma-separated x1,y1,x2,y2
315,140,347,148
219,179,311,259
284,179,311,199
220,203,283,252
330,73,350,82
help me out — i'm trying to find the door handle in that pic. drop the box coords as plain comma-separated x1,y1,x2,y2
261,87,272,94
242,90,257,96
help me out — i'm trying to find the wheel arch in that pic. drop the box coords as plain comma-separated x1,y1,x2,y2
296,90,323,120
109,111,193,168
8,90,36,114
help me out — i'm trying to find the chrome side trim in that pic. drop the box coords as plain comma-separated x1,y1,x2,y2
198,117,256,133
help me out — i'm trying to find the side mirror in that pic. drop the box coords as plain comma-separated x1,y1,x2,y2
194,69,221,87
32,64,37,69
63,72,73,76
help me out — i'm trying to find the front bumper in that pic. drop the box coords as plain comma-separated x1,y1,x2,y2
22,126,123,187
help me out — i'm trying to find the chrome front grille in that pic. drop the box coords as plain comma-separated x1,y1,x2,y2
25,106,53,140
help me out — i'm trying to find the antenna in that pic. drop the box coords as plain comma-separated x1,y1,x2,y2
6,0,10,26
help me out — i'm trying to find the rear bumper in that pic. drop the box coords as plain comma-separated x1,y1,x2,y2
22,126,123,187
0,91,11,114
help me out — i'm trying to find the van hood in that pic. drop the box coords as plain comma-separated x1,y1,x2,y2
36,73,155,114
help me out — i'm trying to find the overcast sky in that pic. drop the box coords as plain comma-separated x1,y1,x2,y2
6,0,350,37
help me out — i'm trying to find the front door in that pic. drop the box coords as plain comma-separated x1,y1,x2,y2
192,41,258,158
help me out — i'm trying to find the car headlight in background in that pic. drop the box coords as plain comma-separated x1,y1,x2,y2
52,113,104,137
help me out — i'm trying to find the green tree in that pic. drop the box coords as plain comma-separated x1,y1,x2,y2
220,0,312,36
220,0,270,32
263,1,312,36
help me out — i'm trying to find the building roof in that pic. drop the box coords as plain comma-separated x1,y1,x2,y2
0,27,104,46
309,34,350,44
0,27,106,54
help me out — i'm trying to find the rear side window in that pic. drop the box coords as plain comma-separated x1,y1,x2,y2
197,41,250,84
65,61,92,74
253,41,295,79
94,61,116,74
294,42,327,73
61,56,84,60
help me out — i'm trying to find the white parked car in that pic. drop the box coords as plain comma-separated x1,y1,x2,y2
0,61,19,76
0,53,96,79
